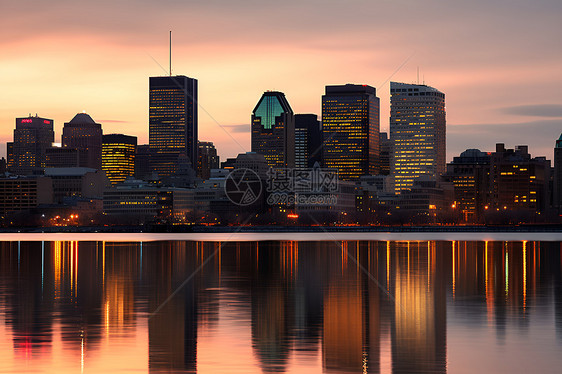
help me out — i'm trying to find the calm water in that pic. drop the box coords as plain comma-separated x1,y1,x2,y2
0,239,561,373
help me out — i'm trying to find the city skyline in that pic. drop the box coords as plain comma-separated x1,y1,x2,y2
1,0,561,163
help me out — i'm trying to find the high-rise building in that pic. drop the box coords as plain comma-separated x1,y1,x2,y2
379,132,391,176
102,134,137,185
149,75,198,177
10,115,54,175
390,82,446,193
134,144,152,180
444,149,491,222
554,134,562,214
62,113,103,170
321,84,380,180
294,114,322,169
251,91,295,169
197,141,219,180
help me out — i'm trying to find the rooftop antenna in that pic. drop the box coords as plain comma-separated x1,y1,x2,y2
169,30,172,76
417,66,419,84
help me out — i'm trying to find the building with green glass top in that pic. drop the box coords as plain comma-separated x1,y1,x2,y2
251,91,295,169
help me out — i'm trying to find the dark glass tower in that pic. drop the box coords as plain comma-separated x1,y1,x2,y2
295,114,322,169
321,84,380,180
149,75,198,177
10,115,54,175
251,91,295,169
390,82,446,193
62,113,103,170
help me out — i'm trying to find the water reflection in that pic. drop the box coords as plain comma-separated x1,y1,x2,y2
0,239,561,373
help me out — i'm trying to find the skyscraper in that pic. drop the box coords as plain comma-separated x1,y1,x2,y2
295,114,322,169
10,115,54,175
390,82,446,193
321,84,380,180
379,132,391,176
102,134,137,185
197,141,219,180
62,113,103,170
251,91,295,169
149,75,198,177
554,134,562,215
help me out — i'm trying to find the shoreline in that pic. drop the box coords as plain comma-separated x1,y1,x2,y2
0,224,560,242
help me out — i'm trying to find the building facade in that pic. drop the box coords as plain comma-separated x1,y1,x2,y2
62,113,103,170
379,132,391,176
321,84,380,180
149,75,198,177
294,114,322,169
390,82,446,193
197,141,219,180
9,115,55,175
490,144,550,214
444,149,491,222
0,176,53,214
102,134,137,185
44,167,109,204
251,91,295,169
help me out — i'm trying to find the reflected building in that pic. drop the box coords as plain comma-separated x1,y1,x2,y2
147,242,198,373
390,82,446,193
322,84,380,180
322,241,382,374
390,241,447,374
251,242,293,373
149,75,198,177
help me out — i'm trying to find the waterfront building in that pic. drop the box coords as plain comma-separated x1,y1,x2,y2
103,179,195,221
102,134,137,185
390,82,446,193
251,91,295,169
295,114,322,169
322,84,380,180
9,115,54,175
0,176,53,213
149,75,198,177
490,144,550,214
62,113,103,170
444,149,491,222
44,167,109,204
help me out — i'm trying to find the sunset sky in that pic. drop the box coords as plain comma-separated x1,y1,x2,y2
1,0,561,162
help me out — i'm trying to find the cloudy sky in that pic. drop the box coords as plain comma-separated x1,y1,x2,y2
1,0,561,162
